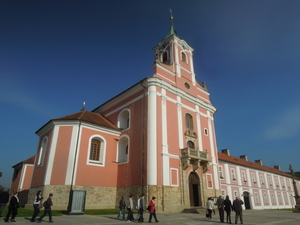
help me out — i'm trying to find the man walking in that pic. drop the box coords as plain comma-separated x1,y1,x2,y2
233,196,244,224
138,194,145,223
117,196,126,220
217,195,225,222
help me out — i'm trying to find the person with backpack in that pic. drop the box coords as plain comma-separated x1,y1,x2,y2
30,190,44,222
37,193,53,223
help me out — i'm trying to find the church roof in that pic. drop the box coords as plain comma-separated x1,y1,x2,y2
12,155,35,168
53,110,119,130
218,152,292,178
165,24,178,38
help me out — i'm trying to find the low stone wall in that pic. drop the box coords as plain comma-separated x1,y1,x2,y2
24,184,213,212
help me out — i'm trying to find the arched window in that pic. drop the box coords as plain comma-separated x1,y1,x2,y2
87,136,105,165
185,113,194,130
37,137,47,166
90,138,101,161
118,109,130,129
187,140,195,149
181,52,187,63
162,52,168,63
118,136,129,163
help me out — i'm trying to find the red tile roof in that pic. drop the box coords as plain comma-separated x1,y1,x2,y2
53,110,120,130
12,156,35,168
218,152,293,178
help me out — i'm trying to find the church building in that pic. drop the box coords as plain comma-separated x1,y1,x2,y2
10,17,299,213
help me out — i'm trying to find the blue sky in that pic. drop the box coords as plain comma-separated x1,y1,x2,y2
1,0,300,188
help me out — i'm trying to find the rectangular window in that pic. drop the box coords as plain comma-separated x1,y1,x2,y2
255,192,259,204
231,169,236,181
207,174,213,188
252,173,256,184
219,166,224,179
242,171,246,183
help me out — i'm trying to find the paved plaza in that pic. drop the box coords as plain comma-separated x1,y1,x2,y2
1,210,299,224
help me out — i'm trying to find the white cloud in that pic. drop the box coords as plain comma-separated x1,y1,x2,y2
264,104,300,140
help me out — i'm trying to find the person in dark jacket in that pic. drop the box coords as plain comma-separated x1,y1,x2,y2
30,190,44,222
233,197,244,224
37,193,53,223
224,195,233,224
117,196,126,220
0,189,9,217
4,192,19,222
216,195,225,222
148,196,159,223
138,194,145,222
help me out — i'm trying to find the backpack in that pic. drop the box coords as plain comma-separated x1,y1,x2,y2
43,201,48,208
147,205,151,211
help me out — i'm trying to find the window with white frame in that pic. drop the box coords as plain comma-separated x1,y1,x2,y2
117,136,129,163
37,137,48,166
260,174,265,185
231,169,236,181
264,193,269,204
284,194,288,204
255,192,259,204
271,193,276,204
268,176,273,187
219,166,224,179
281,179,285,188
275,177,279,187
181,52,187,63
278,193,282,204
118,109,130,129
252,173,256,184
88,136,105,166
234,191,238,198
221,190,226,198
242,171,247,183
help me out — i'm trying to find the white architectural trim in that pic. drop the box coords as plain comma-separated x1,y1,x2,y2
147,85,157,185
44,126,59,185
65,125,79,185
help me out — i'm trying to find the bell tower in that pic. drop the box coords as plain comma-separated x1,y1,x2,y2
152,13,202,90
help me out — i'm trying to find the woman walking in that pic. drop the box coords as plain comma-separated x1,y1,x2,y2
206,197,214,220
224,195,233,224
30,190,44,222
148,196,159,223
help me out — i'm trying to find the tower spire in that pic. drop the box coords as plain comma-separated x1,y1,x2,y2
166,9,178,38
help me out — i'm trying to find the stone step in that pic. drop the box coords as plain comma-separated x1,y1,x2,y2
181,207,207,214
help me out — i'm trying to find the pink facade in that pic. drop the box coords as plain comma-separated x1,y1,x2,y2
10,20,299,212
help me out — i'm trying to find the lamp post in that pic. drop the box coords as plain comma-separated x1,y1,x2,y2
289,164,300,213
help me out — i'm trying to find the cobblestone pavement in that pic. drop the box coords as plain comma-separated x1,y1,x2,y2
1,210,300,224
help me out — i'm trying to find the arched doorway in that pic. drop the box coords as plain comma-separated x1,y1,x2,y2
188,172,200,207
243,191,251,209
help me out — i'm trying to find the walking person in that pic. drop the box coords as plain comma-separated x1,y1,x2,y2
138,194,145,222
37,193,54,223
117,196,126,220
217,195,225,222
30,190,44,222
148,196,159,223
127,194,134,222
224,195,233,224
206,197,214,220
233,196,244,224
0,189,9,218
4,192,19,222
136,195,141,221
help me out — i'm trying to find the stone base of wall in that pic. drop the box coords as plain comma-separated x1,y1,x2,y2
25,184,215,213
